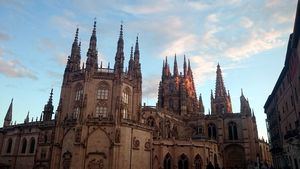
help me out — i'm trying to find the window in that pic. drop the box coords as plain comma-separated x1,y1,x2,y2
178,154,189,169
21,138,27,154
6,138,13,154
208,124,217,139
95,105,108,117
75,87,83,101
29,138,35,153
97,88,109,100
122,108,128,119
74,107,80,119
164,153,172,169
228,122,238,140
194,154,202,169
122,92,129,104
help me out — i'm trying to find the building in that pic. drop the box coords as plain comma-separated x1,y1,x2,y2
258,138,272,167
0,20,262,169
264,2,300,169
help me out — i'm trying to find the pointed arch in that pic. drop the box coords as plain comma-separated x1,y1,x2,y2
29,137,36,153
228,121,238,140
21,138,27,154
208,123,217,139
96,81,110,100
74,83,83,101
164,153,172,169
6,138,13,154
194,154,202,169
178,154,189,169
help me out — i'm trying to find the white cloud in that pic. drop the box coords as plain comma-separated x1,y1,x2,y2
0,56,37,79
142,74,160,100
190,56,216,85
240,17,253,28
224,29,286,60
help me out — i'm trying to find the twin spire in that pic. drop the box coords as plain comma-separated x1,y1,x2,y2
66,20,140,76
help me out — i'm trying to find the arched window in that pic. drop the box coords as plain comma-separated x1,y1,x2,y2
74,85,83,101
178,154,189,169
97,83,109,100
73,107,80,119
228,122,238,140
194,154,202,169
164,153,172,169
95,105,108,118
122,88,131,119
208,123,217,140
29,138,35,153
21,138,27,154
6,138,13,154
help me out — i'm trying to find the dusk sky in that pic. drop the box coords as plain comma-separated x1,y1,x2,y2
0,0,298,140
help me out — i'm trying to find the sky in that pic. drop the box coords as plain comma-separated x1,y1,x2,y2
0,0,298,140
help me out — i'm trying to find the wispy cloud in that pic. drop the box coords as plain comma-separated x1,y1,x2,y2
0,32,11,41
142,74,160,100
0,56,37,79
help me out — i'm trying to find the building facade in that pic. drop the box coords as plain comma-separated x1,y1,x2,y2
264,2,300,169
0,21,263,169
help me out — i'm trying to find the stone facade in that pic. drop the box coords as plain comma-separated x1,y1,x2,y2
264,2,300,169
0,21,262,169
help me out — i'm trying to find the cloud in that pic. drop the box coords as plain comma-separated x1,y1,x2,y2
190,56,216,85
240,17,253,28
0,32,11,41
37,38,56,51
0,56,37,79
55,52,68,65
224,29,286,60
122,1,172,15
142,74,160,100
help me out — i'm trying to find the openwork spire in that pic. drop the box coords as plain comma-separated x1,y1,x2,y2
43,89,54,121
114,23,125,75
183,55,187,77
173,54,178,76
215,63,227,97
86,19,98,71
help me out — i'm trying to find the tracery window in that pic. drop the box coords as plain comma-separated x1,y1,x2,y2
97,83,109,100
122,91,129,104
74,107,80,119
75,84,83,101
6,138,13,154
21,138,27,154
122,88,131,119
29,137,35,153
164,153,172,169
208,123,217,139
178,154,189,169
228,122,238,140
194,154,202,169
95,105,108,118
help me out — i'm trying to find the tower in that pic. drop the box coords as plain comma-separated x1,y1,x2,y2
240,89,251,116
157,55,199,115
211,64,232,114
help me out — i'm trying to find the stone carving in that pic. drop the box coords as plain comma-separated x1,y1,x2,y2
62,151,72,169
75,127,82,143
132,137,140,150
87,159,104,169
144,139,151,151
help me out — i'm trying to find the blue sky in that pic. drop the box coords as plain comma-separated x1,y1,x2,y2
0,0,298,140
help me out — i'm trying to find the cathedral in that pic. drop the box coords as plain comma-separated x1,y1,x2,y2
0,21,265,169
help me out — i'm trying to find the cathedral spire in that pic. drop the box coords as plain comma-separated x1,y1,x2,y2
128,45,134,77
43,89,54,121
199,93,204,113
134,35,140,63
3,99,13,127
86,19,98,71
183,55,187,77
215,63,227,97
187,59,192,76
173,54,179,76
24,111,29,123
240,89,251,115
114,23,125,76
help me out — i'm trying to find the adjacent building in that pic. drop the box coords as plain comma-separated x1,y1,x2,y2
264,1,300,169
